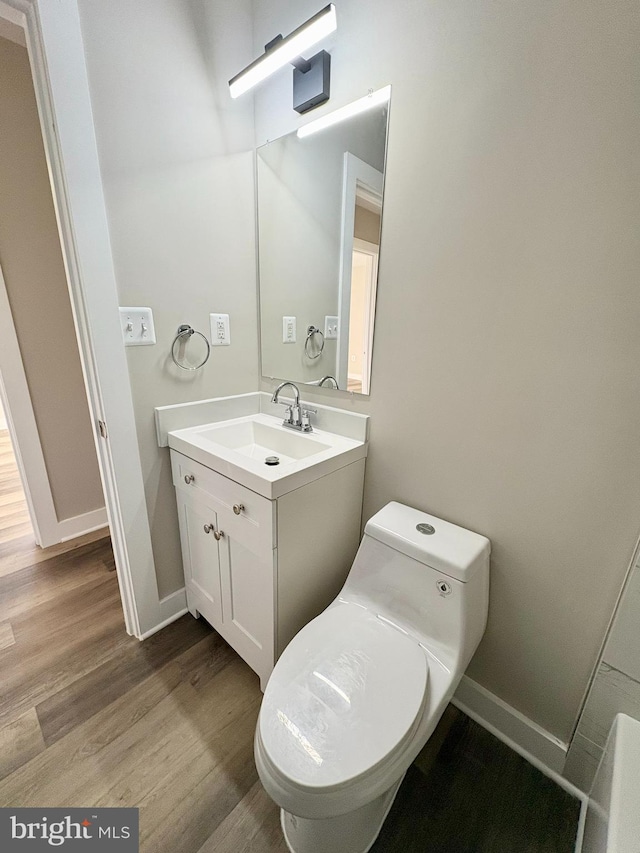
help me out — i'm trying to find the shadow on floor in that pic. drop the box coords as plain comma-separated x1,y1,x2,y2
373,708,580,853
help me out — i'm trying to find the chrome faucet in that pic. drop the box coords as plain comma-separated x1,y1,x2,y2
271,381,316,433
318,375,339,389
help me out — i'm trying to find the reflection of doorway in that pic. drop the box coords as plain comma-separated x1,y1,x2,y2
348,239,379,394
338,153,383,392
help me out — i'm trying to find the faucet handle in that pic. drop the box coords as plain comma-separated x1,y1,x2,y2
275,404,295,425
300,407,317,432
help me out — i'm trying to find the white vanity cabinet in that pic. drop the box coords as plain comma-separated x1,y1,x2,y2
171,449,365,689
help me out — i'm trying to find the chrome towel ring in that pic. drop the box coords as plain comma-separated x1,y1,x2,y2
304,325,325,359
171,324,211,370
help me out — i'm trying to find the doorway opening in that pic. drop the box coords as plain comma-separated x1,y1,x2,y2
0,31,108,555
0,397,32,546
347,238,380,394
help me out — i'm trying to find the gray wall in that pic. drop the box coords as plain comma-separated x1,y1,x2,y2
78,0,259,597
0,36,104,522
254,0,640,743
76,0,640,746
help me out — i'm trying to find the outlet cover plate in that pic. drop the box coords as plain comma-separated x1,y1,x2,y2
283,316,297,343
210,313,230,346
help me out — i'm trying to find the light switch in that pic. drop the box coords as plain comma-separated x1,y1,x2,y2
119,307,156,346
283,316,296,343
324,315,338,339
210,313,230,346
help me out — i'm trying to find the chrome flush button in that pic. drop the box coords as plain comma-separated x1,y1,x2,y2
436,580,452,596
416,523,435,535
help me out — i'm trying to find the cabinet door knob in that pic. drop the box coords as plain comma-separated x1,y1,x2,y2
214,529,225,540
184,474,195,484
203,523,214,534
233,503,244,515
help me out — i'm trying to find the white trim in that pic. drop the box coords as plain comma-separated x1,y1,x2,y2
0,14,25,44
0,1,23,26
140,588,189,639
159,587,188,621
140,610,189,641
0,0,161,638
0,263,59,547
574,797,587,853
58,507,108,542
337,153,383,392
453,675,570,777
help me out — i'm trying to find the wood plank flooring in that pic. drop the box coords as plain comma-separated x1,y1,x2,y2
0,429,32,544
0,528,580,852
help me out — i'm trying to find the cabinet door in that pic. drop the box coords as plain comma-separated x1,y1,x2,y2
176,494,223,630
217,517,274,682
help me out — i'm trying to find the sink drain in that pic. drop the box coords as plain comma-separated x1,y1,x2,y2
265,456,280,466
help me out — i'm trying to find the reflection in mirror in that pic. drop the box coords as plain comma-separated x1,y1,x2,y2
257,94,390,395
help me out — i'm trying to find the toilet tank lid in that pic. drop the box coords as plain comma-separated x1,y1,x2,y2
364,502,490,582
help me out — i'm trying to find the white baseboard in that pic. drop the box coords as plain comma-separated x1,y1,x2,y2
159,587,187,621
58,507,109,542
453,676,572,781
138,588,188,640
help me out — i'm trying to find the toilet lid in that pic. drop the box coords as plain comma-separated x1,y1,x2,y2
259,603,429,790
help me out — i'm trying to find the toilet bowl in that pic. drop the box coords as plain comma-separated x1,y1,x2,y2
255,501,490,853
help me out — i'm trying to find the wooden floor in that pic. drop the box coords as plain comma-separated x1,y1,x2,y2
0,529,580,852
0,429,32,545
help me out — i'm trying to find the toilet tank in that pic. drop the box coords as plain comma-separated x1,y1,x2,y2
339,502,490,672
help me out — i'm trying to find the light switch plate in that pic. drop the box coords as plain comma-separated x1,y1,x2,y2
119,307,156,346
324,315,338,339
283,316,296,343
210,313,230,346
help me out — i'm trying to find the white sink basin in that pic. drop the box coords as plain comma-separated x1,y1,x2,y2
168,413,367,498
196,419,331,462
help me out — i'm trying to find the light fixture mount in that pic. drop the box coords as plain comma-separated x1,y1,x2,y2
293,50,331,114
228,4,336,112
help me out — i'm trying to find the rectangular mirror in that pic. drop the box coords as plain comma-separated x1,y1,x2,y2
257,93,390,395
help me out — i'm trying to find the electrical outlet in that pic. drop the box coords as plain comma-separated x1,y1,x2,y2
324,315,338,339
283,316,297,343
210,313,230,346
119,307,156,346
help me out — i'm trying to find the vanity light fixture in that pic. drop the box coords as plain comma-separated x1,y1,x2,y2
297,84,391,138
228,4,336,114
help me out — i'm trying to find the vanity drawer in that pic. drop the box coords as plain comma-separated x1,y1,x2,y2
171,450,276,554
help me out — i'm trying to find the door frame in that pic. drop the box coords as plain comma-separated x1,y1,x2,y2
0,0,168,638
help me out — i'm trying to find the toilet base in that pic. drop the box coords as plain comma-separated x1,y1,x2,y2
280,774,405,853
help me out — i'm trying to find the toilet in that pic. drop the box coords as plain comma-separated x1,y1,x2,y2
254,501,491,853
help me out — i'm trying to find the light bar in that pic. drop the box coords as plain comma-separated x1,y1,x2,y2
297,85,391,138
229,4,337,99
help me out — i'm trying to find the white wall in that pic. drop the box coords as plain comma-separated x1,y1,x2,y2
78,0,259,597
253,0,640,743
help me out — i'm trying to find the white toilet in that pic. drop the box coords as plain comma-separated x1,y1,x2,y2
254,501,490,853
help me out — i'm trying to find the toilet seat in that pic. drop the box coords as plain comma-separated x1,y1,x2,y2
259,602,429,793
